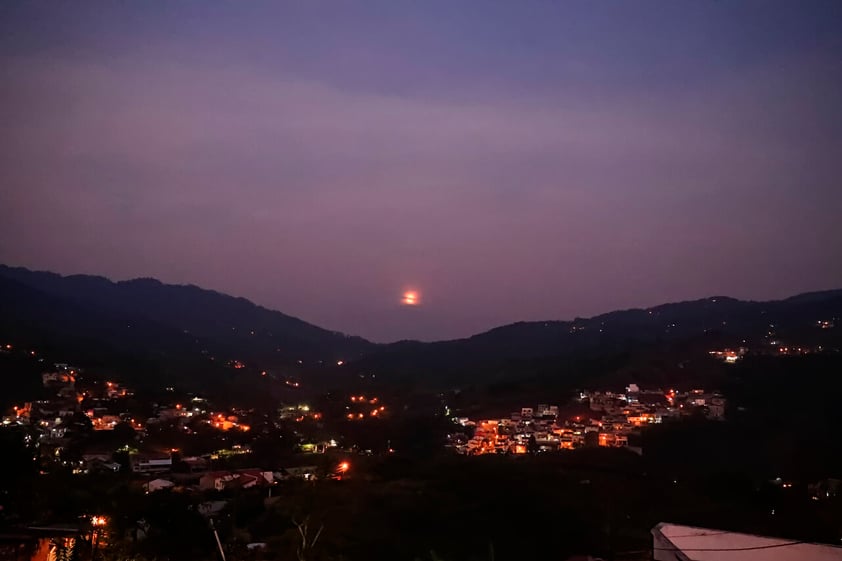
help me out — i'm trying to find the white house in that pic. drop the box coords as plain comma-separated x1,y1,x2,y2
652,523,842,561
144,479,175,492
131,455,172,474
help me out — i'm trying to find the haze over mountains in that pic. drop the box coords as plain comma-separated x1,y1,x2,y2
1,264,840,392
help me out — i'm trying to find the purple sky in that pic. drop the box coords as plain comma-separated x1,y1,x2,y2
1,2,841,342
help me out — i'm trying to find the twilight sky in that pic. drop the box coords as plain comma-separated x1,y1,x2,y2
1,1,841,342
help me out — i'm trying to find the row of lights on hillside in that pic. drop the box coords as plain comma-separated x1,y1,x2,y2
346,406,386,420
350,395,378,404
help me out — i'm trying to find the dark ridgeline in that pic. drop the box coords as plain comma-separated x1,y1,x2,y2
1,264,840,394
0,264,373,361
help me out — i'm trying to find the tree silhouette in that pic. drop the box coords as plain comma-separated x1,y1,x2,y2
292,515,325,561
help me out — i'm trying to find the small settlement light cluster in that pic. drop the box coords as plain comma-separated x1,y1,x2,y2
346,395,385,420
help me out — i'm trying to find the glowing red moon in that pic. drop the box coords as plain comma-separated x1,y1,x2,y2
401,290,420,306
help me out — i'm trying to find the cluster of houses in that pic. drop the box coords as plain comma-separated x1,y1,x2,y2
449,403,626,456
449,384,726,456
4,364,92,439
5,364,147,433
4,363,264,450
1,359,349,496
586,384,726,422
72,443,322,491
140,462,319,495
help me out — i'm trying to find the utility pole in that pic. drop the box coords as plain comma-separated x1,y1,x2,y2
210,519,226,561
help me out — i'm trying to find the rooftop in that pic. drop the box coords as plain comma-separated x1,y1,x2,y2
653,523,842,561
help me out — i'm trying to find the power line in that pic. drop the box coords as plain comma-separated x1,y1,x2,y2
653,540,807,552
616,539,832,556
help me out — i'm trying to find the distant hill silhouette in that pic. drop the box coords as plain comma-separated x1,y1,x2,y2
351,291,842,381
0,265,374,367
1,264,840,392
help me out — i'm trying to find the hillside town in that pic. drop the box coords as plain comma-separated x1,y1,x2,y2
1,359,347,493
449,384,726,456
3,351,733,490
2,334,841,561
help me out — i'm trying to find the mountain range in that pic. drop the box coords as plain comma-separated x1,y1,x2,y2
1,264,840,393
